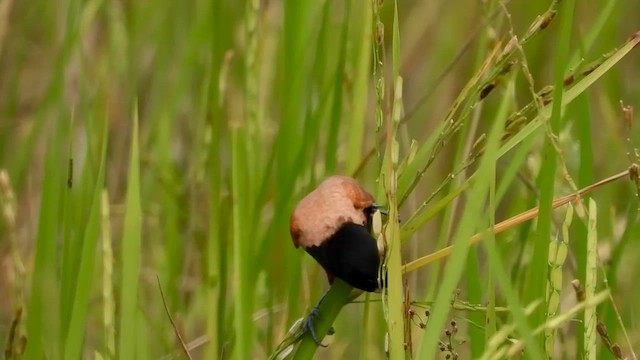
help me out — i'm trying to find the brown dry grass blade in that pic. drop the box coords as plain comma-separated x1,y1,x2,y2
403,168,635,274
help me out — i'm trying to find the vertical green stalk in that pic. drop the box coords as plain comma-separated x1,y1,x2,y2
324,0,350,174
205,0,228,357
584,199,598,360
118,106,142,359
371,0,385,166
59,114,75,352
24,125,63,360
229,0,260,357
477,79,543,360
572,89,592,360
524,0,575,339
64,119,108,360
101,190,116,359
382,2,405,358
231,125,251,359
292,279,352,358
383,77,405,360
279,0,311,172
154,111,182,310
545,205,572,357
244,0,260,225
206,109,225,359
207,142,222,360
346,0,372,175
465,2,502,356
353,4,374,351
279,0,312,326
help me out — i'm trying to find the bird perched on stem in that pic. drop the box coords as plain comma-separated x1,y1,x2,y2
290,176,386,346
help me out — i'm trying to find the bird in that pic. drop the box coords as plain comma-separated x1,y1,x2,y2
290,175,386,345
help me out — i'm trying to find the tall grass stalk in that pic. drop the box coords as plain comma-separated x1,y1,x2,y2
544,205,572,356
23,121,63,360
63,120,107,359
118,107,142,359
381,2,406,358
524,0,575,337
100,190,116,359
584,199,598,359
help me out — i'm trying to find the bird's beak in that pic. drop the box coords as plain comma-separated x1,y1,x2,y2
372,203,389,216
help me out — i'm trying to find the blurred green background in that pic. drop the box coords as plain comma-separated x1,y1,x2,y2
1,0,639,359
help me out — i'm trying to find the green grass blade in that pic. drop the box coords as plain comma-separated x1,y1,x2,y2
584,199,598,360
383,79,405,360
523,0,575,339
100,189,116,359
346,1,372,175
545,205,572,356
324,0,349,174
571,92,593,357
231,125,252,358
118,106,142,359
292,280,352,359
382,4,405,358
475,79,544,360
23,125,63,360
63,119,108,359
59,115,76,345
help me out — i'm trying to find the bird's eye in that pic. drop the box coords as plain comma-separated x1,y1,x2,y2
367,203,388,216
